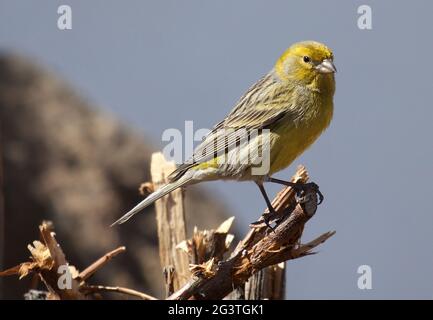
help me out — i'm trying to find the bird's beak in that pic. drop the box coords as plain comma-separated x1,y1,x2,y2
316,59,337,74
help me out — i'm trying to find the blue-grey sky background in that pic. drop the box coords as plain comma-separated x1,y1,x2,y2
1,0,432,299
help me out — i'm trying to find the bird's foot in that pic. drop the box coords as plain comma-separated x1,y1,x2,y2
292,182,324,205
266,177,324,205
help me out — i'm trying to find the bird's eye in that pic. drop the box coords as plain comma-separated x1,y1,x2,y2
303,56,311,63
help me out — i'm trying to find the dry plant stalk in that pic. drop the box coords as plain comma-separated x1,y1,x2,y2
0,222,156,300
0,222,84,299
81,285,156,300
77,246,126,282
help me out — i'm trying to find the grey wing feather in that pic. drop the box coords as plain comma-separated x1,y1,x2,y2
168,72,289,182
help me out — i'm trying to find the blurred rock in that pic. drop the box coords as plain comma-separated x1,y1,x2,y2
0,53,233,299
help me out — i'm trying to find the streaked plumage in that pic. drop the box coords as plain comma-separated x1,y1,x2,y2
112,41,336,226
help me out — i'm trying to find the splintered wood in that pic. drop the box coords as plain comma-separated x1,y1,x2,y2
0,222,155,300
0,222,84,300
168,166,335,300
176,217,235,266
151,152,190,294
245,263,285,300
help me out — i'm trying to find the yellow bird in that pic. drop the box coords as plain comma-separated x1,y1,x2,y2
112,40,336,228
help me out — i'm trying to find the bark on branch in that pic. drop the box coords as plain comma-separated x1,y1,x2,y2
168,166,335,300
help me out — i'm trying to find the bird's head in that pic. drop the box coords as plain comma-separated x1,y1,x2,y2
275,41,336,91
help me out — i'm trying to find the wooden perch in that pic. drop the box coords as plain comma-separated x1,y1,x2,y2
243,167,308,300
150,152,190,295
168,166,335,300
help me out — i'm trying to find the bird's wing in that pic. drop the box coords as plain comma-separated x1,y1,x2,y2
168,72,293,182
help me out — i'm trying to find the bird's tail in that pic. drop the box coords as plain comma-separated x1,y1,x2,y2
110,177,192,227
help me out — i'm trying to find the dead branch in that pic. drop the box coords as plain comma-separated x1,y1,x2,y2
168,166,335,300
0,223,156,300
241,167,308,300
234,166,308,256
77,246,126,282
81,285,157,300
0,222,85,299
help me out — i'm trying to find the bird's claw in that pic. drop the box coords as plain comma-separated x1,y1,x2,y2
293,182,324,206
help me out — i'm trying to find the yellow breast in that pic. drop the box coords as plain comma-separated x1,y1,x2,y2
269,96,334,175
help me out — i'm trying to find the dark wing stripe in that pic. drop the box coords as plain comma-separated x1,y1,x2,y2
168,71,292,182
